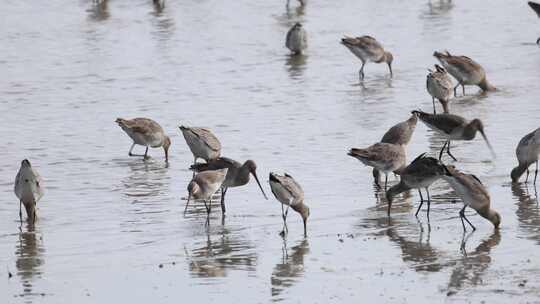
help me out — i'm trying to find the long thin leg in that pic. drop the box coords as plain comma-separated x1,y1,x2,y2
426,188,431,218
453,82,461,97
432,97,437,114
220,188,227,214
359,62,366,80
439,141,448,160
284,206,289,233
446,141,458,161
19,200,22,222
415,189,424,217
128,143,136,156
184,194,191,213
462,84,465,96
143,147,149,159
535,161,539,185
526,168,530,183
33,201,36,224
459,205,476,231
384,174,388,190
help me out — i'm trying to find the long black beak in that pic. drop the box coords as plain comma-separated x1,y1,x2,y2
252,171,268,200
480,130,496,159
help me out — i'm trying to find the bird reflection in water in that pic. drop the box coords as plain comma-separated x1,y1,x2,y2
447,230,501,293
285,0,305,19
15,222,45,300
120,160,169,198
87,0,109,22
285,54,308,79
187,229,257,278
512,183,540,244
271,238,310,300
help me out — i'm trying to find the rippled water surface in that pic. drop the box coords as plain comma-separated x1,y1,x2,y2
2,0,540,302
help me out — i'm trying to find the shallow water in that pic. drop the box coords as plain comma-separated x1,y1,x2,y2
2,0,540,302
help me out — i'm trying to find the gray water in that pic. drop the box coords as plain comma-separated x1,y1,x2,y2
2,0,540,302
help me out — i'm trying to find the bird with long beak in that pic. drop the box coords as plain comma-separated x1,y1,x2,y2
190,157,268,214
442,166,501,231
412,110,495,161
529,1,540,44
269,172,310,237
115,118,171,162
185,168,228,220
348,143,406,189
426,64,453,114
386,153,448,217
179,126,221,164
286,22,307,55
14,159,44,223
433,51,495,96
341,35,393,80
511,127,540,184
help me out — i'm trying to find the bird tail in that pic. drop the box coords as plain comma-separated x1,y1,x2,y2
190,163,209,172
348,148,369,159
411,110,431,121
115,118,127,127
341,37,355,46
433,50,450,59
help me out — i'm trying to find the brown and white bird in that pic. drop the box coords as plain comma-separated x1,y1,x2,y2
433,51,495,96
442,166,501,231
511,127,540,184
190,157,268,214
386,153,448,217
341,35,393,80
348,143,406,189
373,114,418,185
14,159,44,223
529,1,540,44
179,126,221,164
412,110,495,161
186,168,228,218
286,23,307,55
426,64,453,113
269,172,310,237
116,118,171,162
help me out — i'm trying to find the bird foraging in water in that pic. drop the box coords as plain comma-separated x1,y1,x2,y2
426,64,453,113
373,113,418,185
179,126,221,164
269,172,310,237
433,51,495,96
286,23,307,55
386,153,448,217
14,159,44,223
348,143,406,189
116,118,171,162
186,168,228,220
341,35,393,80
528,1,540,44
190,157,268,214
412,110,495,161
442,166,501,231
511,127,540,184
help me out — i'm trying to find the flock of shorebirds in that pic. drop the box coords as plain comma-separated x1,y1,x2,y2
12,1,540,238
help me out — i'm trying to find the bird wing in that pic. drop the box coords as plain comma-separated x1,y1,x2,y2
381,116,416,146
273,173,304,203
417,112,467,135
190,128,221,152
529,1,540,18
444,55,483,74
190,157,239,172
355,36,384,57
33,169,44,201
14,170,22,199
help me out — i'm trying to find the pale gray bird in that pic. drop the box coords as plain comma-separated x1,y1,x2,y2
511,127,540,183
433,51,495,96
442,166,501,231
269,172,310,237
426,64,453,113
179,126,221,164
190,157,268,214
186,168,228,218
14,159,44,223
286,23,307,55
116,118,171,162
348,143,406,189
341,35,393,80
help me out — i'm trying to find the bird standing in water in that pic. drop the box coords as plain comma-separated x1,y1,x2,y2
286,23,307,55
179,126,221,164
341,35,393,80
186,168,228,221
511,127,540,184
348,143,406,189
14,159,44,223
426,64,453,113
116,118,171,162
190,157,268,214
269,172,310,237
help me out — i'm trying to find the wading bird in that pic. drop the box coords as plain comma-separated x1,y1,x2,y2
190,157,268,214
426,64,453,113
511,127,540,184
14,159,44,223
269,172,310,237
116,118,171,162
412,110,495,161
442,166,501,231
179,126,221,164
433,51,495,96
348,143,406,189
341,35,393,80
186,168,228,220
286,23,307,55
